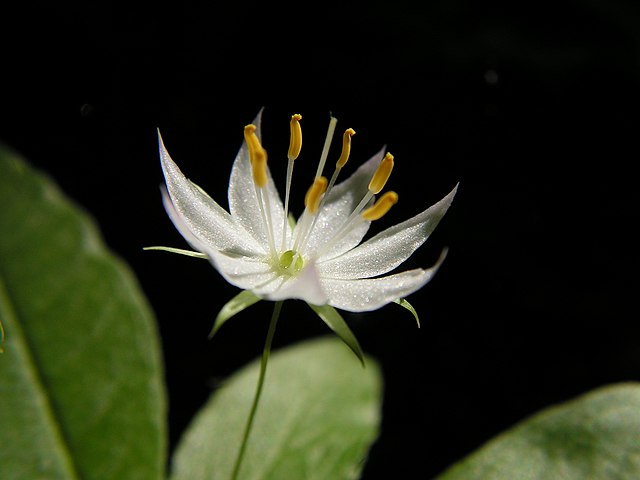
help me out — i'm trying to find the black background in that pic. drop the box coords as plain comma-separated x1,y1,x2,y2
3,1,640,478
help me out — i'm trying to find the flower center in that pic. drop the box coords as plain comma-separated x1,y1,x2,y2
278,249,304,275
244,113,400,263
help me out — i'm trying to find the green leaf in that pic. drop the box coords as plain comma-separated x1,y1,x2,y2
308,303,365,366
209,289,262,338
170,336,382,480
0,145,166,480
436,382,640,480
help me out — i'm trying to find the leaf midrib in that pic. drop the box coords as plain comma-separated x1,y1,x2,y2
0,272,82,480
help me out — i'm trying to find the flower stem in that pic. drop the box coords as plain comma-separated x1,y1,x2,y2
230,300,283,480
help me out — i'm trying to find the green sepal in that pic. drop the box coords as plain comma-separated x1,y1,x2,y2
308,303,365,367
209,290,262,338
143,246,208,259
394,298,421,328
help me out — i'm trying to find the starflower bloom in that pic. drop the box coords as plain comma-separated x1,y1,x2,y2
150,110,457,360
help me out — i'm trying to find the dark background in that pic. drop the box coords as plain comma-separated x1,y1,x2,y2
3,1,640,478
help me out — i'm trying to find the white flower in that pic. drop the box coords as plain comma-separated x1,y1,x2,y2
151,110,457,358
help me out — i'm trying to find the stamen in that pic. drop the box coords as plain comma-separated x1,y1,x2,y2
318,127,357,216
288,114,302,161
297,116,340,256
244,124,258,150
244,124,268,187
304,176,328,214
282,114,302,249
368,152,394,194
315,115,338,178
243,124,276,258
316,152,396,257
336,128,356,168
362,191,399,220
294,176,328,253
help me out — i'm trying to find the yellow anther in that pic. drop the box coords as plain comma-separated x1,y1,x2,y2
362,191,399,221
244,124,259,156
304,176,328,214
244,124,268,187
336,128,356,168
288,114,303,160
368,152,394,194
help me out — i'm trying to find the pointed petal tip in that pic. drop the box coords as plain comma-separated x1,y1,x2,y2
428,246,450,274
443,182,459,206
426,182,459,221
251,107,265,132
373,144,388,162
157,130,170,164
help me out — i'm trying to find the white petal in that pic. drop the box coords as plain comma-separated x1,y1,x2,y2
163,186,277,291
207,250,279,291
317,184,458,279
322,251,447,312
158,131,263,256
259,262,329,305
301,147,386,258
227,110,290,249
161,187,207,253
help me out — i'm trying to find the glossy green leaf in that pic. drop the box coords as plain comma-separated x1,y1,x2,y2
0,145,167,479
437,382,640,480
170,336,382,480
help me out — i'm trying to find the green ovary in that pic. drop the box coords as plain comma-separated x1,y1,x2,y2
279,250,304,274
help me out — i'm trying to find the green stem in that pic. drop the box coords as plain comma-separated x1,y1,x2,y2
230,300,283,480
